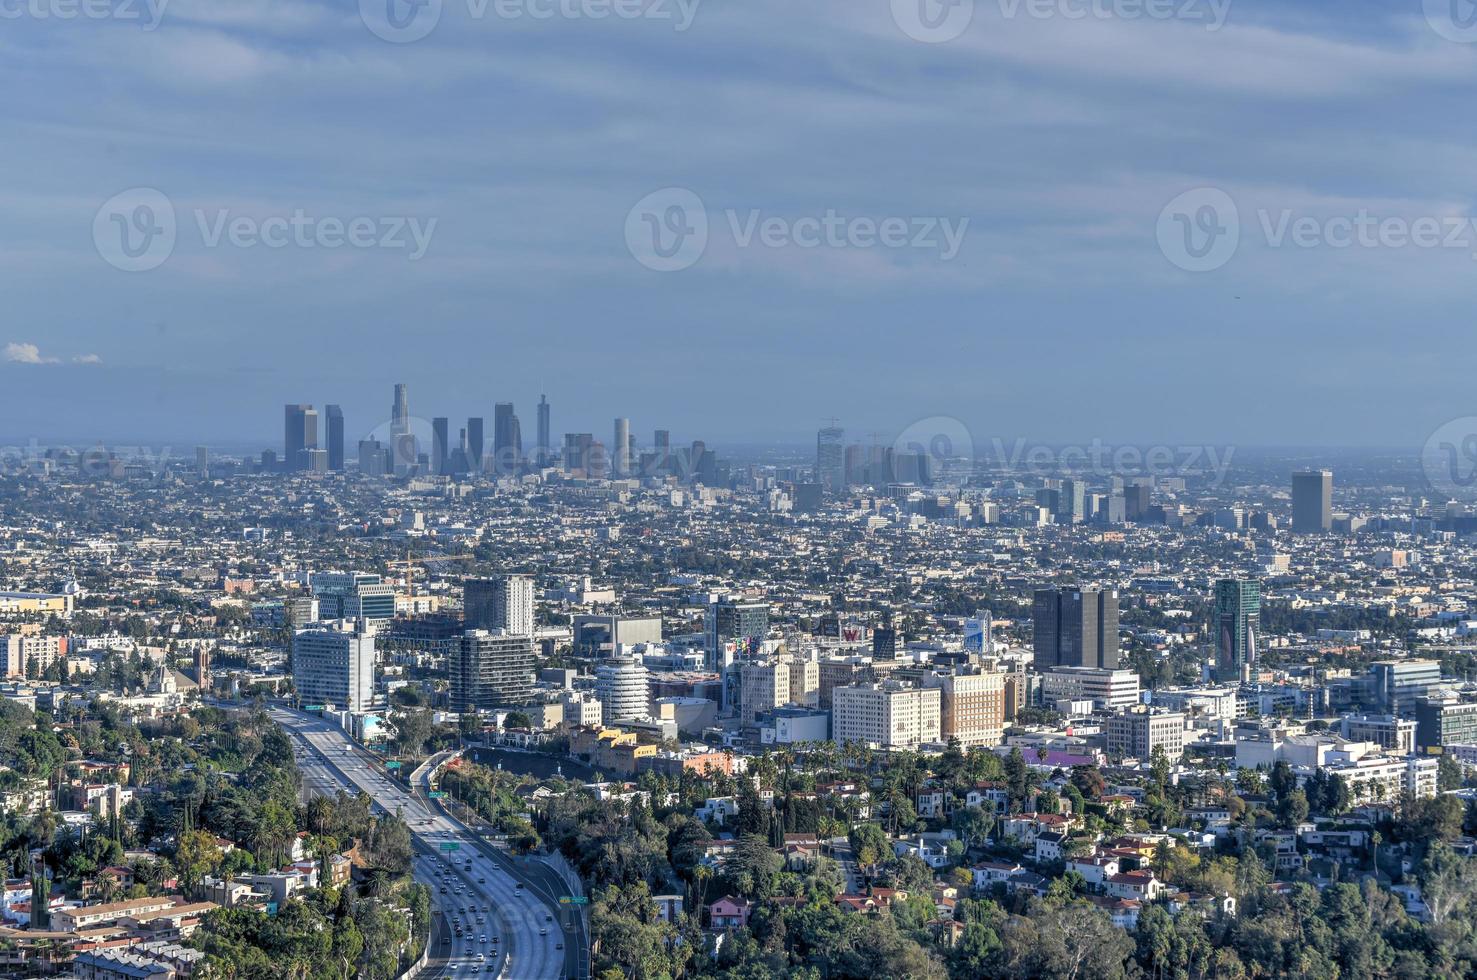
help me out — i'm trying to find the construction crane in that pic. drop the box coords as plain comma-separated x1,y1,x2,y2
386,549,474,598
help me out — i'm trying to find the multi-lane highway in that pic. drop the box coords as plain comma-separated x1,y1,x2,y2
270,706,571,980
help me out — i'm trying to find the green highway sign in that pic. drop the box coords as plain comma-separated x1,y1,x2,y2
303,705,324,712
385,760,402,769
439,842,461,852
559,896,588,905
429,791,446,799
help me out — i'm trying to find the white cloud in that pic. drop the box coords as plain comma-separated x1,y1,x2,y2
72,353,103,365
4,342,58,365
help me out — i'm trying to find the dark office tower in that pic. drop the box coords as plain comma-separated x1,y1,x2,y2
1124,481,1151,521
536,395,551,464
1292,470,1333,533
493,402,521,473
284,404,317,472
325,404,344,471
651,429,671,476
872,612,898,660
817,425,845,492
613,418,632,477
431,417,450,475
564,433,594,474
466,417,484,474
1214,578,1261,682
1033,587,1120,670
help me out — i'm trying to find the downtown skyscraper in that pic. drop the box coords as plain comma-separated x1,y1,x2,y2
536,394,551,465
390,382,414,474
817,423,845,492
283,404,318,472
325,404,344,471
493,402,521,473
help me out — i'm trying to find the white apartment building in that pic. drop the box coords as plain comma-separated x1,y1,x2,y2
832,681,941,750
0,631,67,678
1107,706,1185,763
292,620,376,713
1039,666,1141,711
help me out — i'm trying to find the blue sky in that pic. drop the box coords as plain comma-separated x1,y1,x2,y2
4,0,1477,452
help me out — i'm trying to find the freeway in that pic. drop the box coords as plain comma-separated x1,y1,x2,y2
413,754,590,980
271,706,568,980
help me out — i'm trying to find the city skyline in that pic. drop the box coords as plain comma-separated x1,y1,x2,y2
6,5,1477,447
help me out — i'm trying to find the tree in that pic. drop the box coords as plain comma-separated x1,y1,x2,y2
1276,789,1309,828
848,822,891,870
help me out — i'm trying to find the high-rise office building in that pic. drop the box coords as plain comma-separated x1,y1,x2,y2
493,403,521,474
705,597,769,667
613,418,632,477
595,651,651,724
1292,469,1333,533
358,439,390,476
1124,481,1151,521
872,612,898,660
451,630,535,711
195,446,209,477
1213,578,1261,681
390,383,414,475
564,433,592,473
325,404,344,471
816,425,845,491
536,395,551,465
313,572,396,624
293,620,377,712
1056,479,1087,524
467,417,484,474
432,417,450,475
464,575,536,635
284,404,318,472
1032,587,1120,670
